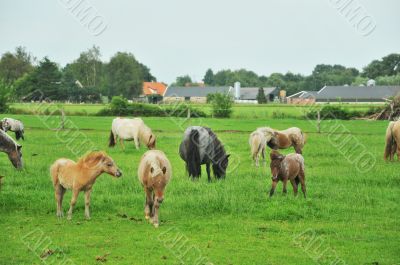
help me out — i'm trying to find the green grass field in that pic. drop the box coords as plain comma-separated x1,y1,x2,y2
10,102,383,119
0,113,399,265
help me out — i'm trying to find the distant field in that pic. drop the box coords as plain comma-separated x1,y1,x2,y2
0,114,398,264
10,102,385,119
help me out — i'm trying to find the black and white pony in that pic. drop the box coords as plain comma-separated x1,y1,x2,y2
0,130,23,169
179,126,229,182
1,118,25,140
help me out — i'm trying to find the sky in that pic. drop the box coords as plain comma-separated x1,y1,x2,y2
0,0,399,84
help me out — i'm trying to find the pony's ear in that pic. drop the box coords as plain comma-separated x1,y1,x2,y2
150,167,154,174
162,166,167,175
225,154,230,159
17,145,22,151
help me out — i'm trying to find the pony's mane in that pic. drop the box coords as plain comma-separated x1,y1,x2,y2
0,129,18,149
78,151,107,166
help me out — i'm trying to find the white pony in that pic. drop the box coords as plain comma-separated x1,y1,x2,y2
249,130,266,167
109,117,156,150
0,118,25,140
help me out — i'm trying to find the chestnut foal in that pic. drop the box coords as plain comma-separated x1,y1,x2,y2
50,151,122,220
138,150,172,228
269,150,306,198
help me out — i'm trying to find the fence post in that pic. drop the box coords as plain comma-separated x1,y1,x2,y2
317,110,321,133
187,108,191,119
60,108,65,130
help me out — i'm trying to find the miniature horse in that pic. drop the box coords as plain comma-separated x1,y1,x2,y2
1,118,25,140
384,121,400,161
269,150,306,198
179,126,230,182
109,117,156,150
0,130,23,169
249,130,266,167
138,150,171,228
50,151,122,220
258,127,306,154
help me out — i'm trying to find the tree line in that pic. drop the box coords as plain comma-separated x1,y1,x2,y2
0,46,156,102
174,53,400,95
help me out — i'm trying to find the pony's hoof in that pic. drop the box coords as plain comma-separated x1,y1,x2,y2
153,223,159,228
67,215,72,220
57,212,64,218
145,215,150,220
85,216,91,220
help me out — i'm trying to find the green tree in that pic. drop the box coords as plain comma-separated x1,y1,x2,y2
203,69,214,85
0,46,34,85
363,53,400,78
15,57,62,99
0,79,12,112
211,92,233,118
174,75,192,86
105,52,146,98
256,87,267,104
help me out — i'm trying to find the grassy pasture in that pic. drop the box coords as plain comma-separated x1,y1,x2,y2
0,113,399,265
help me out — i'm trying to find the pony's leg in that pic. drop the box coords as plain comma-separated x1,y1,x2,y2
144,188,153,220
255,152,259,167
84,189,92,219
269,180,278,197
282,179,288,195
261,147,266,166
67,189,80,220
299,176,307,198
55,185,66,217
290,179,298,197
119,138,125,150
206,163,211,182
397,145,400,161
134,136,140,150
152,194,162,228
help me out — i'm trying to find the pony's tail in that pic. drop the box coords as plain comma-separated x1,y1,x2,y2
50,162,61,186
250,133,262,157
108,130,116,147
187,129,201,178
384,122,395,160
301,131,307,145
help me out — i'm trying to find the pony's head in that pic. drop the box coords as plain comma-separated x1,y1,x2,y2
1,119,10,131
270,151,285,181
8,144,23,169
213,154,230,179
147,133,156,150
81,151,122,178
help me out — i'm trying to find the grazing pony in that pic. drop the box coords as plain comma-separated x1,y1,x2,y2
269,150,306,198
0,130,23,169
249,130,266,167
50,151,122,220
109,117,156,150
258,127,306,154
179,126,229,182
138,150,172,228
384,120,400,161
1,118,25,140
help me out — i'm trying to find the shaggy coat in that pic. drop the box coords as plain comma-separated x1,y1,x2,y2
109,117,156,150
179,126,229,181
138,150,172,228
258,127,306,154
0,130,23,169
269,150,306,198
50,151,122,219
249,130,266,167
1,118,25,140
384,121,400,161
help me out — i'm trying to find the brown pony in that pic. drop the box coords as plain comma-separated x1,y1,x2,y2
50,151,122,220
269,150,306,198
258,127,306,154
138,150,172,228
384,121,400,161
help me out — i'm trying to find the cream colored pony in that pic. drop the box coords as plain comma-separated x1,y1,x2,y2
257,127,306,154
138,150,172,228
384,121,400,161
249,130,266,167
109,117,156,150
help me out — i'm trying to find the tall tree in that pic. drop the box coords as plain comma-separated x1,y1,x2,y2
256,87,267,104
203,69,214,85
105,52,144,98
174,75,192,86
0,46,34,85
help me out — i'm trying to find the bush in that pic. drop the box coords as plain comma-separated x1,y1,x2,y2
97,96,207,117
305,105,364,120
210,93,233,118
0,80,12,113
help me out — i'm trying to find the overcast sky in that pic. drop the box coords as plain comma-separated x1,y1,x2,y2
0,0,399,83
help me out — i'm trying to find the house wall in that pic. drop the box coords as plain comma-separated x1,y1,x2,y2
163,97,185,103
287,98,316,104
190,97,207,103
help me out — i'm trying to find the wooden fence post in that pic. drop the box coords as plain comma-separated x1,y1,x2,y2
317,110,321,133
60,108,65,130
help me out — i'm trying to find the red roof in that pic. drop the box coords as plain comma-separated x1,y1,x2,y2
143,82,167,96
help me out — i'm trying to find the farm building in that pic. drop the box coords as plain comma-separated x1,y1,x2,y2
287,85,400,104
163,84,279,103
142,82,167,103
